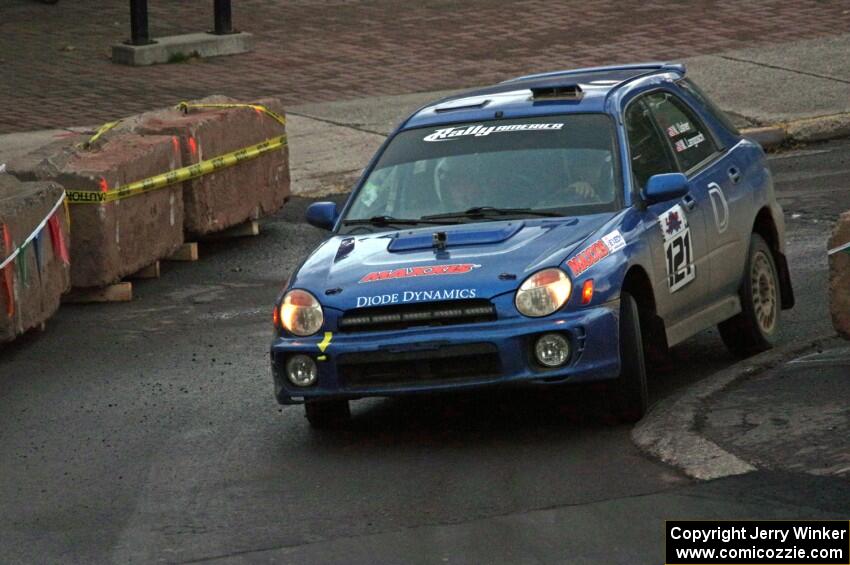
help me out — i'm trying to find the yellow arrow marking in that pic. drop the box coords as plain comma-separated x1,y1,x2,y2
318,332,333,353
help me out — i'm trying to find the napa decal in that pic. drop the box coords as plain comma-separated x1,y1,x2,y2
423,123,564,142
566,230,625,276
356,288,478,308
359,263,480,283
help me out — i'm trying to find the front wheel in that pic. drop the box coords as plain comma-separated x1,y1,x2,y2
304,399,350,429
609,291,648,423
718,234,780,357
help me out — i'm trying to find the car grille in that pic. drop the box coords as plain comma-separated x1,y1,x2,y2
338,300,496,332
338,342,501,388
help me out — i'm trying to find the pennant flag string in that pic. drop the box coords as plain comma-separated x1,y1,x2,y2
63,198,71,232
33,231,45,277
828,240,850,256
46,214,69,265
18,241,29,286
0,191,67,271
2,224,14,318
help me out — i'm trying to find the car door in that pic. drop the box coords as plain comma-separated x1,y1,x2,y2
645,89,742,302
624,95,711,330
677,79,751,299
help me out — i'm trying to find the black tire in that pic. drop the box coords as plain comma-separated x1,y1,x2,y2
718,234,780,357
609,291,648,423
304,399,350,429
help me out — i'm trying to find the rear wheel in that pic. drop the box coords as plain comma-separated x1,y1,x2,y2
304,399,350,429
609,291,648,422
718,234,780,357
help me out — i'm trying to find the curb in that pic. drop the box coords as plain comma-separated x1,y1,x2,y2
741,112,850,150
631,336,834,481
740,126,786,150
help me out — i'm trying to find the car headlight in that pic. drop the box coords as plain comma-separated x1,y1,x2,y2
280,289,324,336
515,268,572,317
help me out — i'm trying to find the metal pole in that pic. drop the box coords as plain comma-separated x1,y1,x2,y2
213,0,234,35
127,0,152,45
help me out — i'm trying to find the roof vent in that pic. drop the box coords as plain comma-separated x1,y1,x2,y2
530,84,583,101
433,99,491,113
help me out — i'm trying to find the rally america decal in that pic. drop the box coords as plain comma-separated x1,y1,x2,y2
661,204,696,293
423,123,564,142
566,230,626,276
359,263,480,283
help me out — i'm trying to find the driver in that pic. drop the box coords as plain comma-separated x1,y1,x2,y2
435,158,488,212
564,152,613,203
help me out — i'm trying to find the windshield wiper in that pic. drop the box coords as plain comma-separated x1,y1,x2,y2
342,215,454,226
422,206,563,221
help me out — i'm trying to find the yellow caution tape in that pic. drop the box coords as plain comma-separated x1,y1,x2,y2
317,332,333,353
66,134,286,204
79,101,283,152
176,101,287,128
67,101,287,204
79,120,122,150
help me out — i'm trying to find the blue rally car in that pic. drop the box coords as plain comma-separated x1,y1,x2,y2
271,63,794,428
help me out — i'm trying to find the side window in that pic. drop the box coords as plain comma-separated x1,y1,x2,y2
677,79,740,136
625,99,678,190
644,91,718,172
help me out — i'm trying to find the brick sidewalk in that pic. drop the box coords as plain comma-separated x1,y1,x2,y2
3,0,850,133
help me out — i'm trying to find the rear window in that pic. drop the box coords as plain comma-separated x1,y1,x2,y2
677,78,740,136
644,91,719,173
343,114,623,224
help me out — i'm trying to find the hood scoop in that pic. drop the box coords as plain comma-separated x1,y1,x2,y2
334,237,356,262
387,222,524,252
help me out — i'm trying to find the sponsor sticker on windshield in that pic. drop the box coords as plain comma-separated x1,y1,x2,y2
423,123,564,142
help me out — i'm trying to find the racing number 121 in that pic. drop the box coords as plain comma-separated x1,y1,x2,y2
666,229,695,292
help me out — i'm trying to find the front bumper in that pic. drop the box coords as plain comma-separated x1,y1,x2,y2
270,300,621,405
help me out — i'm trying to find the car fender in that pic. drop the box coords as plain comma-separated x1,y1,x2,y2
560,207,658,309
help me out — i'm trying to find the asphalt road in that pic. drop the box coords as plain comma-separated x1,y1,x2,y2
1,139,848,564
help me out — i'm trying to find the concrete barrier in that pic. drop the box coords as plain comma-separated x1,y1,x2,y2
829,211,850,340
18,134,184,288
0,175,70,342
119,95,290,236
2,95,287,294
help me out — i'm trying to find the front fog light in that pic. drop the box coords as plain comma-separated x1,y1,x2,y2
534,333,570,367
286,354,318,387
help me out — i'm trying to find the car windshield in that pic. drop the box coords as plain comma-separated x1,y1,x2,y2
341,113,622,230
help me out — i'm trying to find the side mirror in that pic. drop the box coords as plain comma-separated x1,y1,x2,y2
305,202,339,231
642,173,689,204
